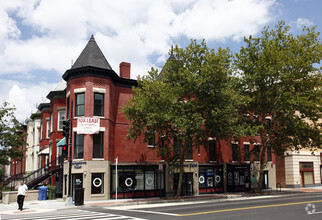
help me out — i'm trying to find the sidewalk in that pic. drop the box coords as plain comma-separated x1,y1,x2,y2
1,187,322,215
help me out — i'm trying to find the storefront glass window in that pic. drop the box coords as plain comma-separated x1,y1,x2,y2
111,166,165,198
91,173,104,194
145,171,155,190
119,169,135,191
156,170,164,190
199,173,206,188
135,170,144,190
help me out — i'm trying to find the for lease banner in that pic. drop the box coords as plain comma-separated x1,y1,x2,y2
77,117,100,134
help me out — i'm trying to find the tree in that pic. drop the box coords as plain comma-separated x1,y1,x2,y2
0,102,25,180
123,40,244,197
235,21,322,192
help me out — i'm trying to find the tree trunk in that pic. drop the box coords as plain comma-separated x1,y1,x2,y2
175,147,185,197
256,145,267,192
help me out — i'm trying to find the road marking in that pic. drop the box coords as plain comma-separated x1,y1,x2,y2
106,195,282,210
123,209,178,216
308,211,322,215
178,200,322,216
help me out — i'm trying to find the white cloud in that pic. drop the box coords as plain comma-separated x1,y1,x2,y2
0,0,277,121
0,79,56,122
295,18,314,29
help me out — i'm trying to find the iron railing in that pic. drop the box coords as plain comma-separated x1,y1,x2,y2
1,157,62,191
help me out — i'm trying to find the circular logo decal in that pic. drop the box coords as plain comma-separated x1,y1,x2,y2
306,203,316,214
199,176,205,184
93,177,102,187
146,177,154,186
215,175,221,183
125,177,133,187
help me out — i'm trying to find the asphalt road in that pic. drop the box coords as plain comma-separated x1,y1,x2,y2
3,193,322,220
88,192,322,220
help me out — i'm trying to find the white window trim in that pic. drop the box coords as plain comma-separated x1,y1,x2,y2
74,88,86,93
243,142,250,145
93,88,106,93
40,122,43,140
50,113,53,133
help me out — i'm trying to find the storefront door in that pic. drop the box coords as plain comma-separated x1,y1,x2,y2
262,171,269,189
300,162,314,187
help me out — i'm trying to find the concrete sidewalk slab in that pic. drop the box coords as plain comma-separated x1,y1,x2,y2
0,199,72,215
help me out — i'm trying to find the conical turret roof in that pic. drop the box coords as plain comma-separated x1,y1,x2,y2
71,35,112,70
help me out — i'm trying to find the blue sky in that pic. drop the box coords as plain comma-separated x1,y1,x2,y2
0,0,321,122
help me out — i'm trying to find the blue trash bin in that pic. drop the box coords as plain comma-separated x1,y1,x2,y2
38,186,48,200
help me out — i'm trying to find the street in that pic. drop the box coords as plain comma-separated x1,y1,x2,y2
2,193,322,220
96,193,322,220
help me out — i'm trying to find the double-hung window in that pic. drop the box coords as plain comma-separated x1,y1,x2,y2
75,93,85,116
94,93,104,116
185,141,193,160
267,146,272,162
232,144,238,161
74,133,84,159
209,140,216,161
46,119,50,139
173,138,181,159
57,110,66,130
254,144,260,161
93,132,104,158
244,144,250,161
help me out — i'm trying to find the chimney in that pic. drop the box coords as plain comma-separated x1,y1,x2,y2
120,62,131,79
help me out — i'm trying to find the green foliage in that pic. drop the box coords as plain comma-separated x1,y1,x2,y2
123,40,245,163
0,102,25,167
235,20,322,191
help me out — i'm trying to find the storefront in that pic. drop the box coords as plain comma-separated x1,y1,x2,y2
227,164,251,192
199,164,224,194
110,164,165,199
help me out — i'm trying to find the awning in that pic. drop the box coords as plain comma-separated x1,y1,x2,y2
38,147,49,155
57,138,65,147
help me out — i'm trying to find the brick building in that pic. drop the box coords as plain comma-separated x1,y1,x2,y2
58,36,277,201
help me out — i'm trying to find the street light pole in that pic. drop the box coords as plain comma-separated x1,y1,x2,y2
66,100,73,206
115,157,118,203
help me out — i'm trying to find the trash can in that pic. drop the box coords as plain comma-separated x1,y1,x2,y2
48,186,56,200
74,185,84,206
38,186,48,200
